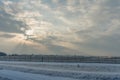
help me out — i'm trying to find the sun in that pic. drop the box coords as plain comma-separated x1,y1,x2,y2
20,27,35,40
25,30,34,36
20,27,34,36
24,29,36,40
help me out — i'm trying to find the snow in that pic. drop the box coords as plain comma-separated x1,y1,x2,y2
0,61,120,80
0,70,76,80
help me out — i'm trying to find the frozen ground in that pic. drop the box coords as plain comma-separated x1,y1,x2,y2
0,70,76,80
0,61,120,80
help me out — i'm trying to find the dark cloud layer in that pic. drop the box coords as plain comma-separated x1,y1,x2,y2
0,2,25,33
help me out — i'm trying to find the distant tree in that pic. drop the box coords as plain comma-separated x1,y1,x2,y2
11,54,18,56
0,52,7,56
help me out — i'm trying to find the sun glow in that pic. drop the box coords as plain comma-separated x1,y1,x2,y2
25,30,34,36
20,26,50,40
20,27,36,40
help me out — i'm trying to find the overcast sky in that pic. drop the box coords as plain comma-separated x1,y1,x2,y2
0,0,120,56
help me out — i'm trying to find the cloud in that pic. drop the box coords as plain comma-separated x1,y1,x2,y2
0,0,120,56
0,0,25,33
0,31,16,38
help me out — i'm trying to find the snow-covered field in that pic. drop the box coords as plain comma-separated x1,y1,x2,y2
0,61,120,80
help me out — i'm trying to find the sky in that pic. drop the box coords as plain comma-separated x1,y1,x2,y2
0,0,120,56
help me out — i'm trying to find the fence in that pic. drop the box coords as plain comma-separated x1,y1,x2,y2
0,55,120,63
